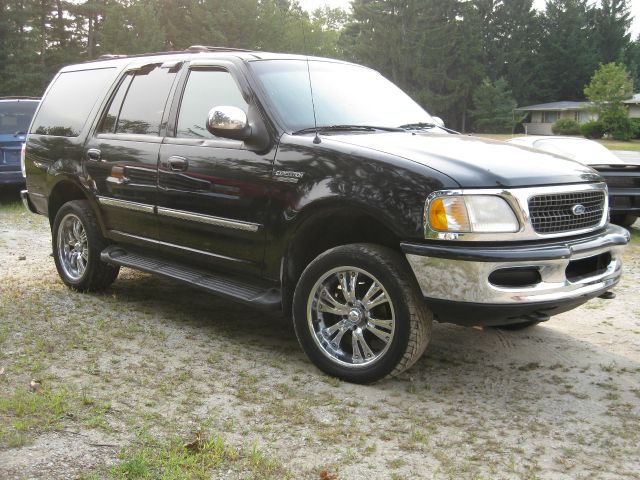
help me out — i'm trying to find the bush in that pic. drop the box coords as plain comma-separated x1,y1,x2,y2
631,118,640,139
581,121,604,139
552,118,581,135
600,108,635,141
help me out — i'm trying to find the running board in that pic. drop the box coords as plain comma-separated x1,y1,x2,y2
101,245,281,309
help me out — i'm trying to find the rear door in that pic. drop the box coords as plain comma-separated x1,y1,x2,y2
156,61,275,275
85,62,180,240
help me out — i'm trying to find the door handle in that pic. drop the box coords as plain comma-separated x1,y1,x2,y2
168,156,188,172
87,148,101,162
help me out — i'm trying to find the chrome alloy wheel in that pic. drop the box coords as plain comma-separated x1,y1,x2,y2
307,266,396,368
57,213,89,281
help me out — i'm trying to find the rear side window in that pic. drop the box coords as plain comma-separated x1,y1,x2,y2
31,68,116,137
100,65,176,136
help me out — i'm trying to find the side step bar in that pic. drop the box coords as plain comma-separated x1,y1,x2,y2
101,245,281,310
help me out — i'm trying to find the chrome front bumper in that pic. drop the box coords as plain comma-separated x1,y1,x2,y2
401,224,630,325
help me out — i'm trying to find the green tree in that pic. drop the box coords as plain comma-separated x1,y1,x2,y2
474,0,544,105
584,62,634,140
537,0,598,101
593,0,631,64
469,78,517,133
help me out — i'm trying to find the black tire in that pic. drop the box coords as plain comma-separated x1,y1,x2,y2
52,200,119,291
610,213,637,229
492,319,541,331
292,243,432,383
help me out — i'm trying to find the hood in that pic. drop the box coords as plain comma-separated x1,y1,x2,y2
327,132,601,188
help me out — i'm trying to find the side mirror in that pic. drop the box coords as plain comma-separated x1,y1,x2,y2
206,106,251,140
432,116,445,128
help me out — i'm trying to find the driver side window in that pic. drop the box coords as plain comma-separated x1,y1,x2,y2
176,69,248,139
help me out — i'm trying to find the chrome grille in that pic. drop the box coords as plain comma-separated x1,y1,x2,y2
528,190,605,234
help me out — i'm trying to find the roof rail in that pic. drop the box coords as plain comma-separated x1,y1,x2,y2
83,47,255,64
185,45,254,53
97,54,128,60
0,96,40,101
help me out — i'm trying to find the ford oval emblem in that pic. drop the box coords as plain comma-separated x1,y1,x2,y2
572,204,586,215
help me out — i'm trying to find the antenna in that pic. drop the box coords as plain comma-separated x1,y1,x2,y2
305,58,321,145
300,17,321,144
271,4,321,144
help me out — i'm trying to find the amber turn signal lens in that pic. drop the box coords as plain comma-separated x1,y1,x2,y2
429,198,448,230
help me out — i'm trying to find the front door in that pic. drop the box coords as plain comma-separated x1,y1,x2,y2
156,64,275,275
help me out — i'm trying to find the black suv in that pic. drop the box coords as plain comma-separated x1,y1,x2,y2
0,97,39,188
22,47,629,383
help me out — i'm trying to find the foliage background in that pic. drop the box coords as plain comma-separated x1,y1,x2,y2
0,0,638,132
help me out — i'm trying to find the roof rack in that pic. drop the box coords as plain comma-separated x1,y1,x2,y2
184,45,254,53
86,46,255,64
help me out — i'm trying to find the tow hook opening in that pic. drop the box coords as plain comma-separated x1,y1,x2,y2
489,267,541,288
566,252,612,282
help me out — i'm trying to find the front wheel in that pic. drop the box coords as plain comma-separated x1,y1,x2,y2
52,200,119,291
292,244,432,383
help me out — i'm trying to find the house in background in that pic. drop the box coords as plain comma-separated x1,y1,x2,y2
514,101,596,135
515,94,640,135
623,94,640,117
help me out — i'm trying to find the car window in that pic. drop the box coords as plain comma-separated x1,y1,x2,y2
176,69,248,139
0,101,38,135
102,65,177,136
100,74,134,133
31,68,116,137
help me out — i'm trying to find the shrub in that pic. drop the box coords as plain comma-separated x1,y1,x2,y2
600,108,635,141
581,121,604,139
552,118,581,135
631,118,640,139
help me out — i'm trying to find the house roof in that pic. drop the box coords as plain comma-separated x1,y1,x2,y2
514,101,592,112
623,93,640,104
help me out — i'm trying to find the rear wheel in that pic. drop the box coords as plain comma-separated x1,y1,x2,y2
292,244,431,383
52,200,119,291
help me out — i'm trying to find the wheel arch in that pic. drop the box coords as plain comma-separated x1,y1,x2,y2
281,202,404,314
47,178,105,233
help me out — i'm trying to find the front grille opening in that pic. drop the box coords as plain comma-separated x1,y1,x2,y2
528,190,605,234
489,267,542,288
566,252,612,282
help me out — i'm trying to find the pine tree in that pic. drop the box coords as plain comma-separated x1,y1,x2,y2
536,0,599,101
593,0,632,64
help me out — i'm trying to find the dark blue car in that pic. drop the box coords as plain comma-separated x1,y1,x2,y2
0,97,39,187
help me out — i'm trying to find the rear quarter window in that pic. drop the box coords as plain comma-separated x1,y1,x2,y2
31,68,116,137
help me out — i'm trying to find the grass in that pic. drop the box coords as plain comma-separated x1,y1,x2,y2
472,133,640,151
2,178,640,479
102,434,290,480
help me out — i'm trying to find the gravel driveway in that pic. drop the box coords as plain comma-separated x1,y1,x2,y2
1,198,639,480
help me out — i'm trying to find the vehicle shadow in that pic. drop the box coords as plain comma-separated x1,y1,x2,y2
105,265,640,388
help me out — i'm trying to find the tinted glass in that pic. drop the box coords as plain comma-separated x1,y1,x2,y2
31,68,116,136
0,100,38,135
116,66,176,135
251,60,434,131
100,74,134,133
176,70,248,139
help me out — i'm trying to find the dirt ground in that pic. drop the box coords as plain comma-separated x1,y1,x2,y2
1,196,639,480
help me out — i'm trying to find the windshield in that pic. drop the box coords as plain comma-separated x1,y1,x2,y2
250,60,435,132
0,100,38,135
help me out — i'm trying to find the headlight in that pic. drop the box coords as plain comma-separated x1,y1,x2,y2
428,195,519,233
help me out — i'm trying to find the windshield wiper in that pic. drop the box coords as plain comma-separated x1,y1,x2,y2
292,125,404,135
398,122,437,131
